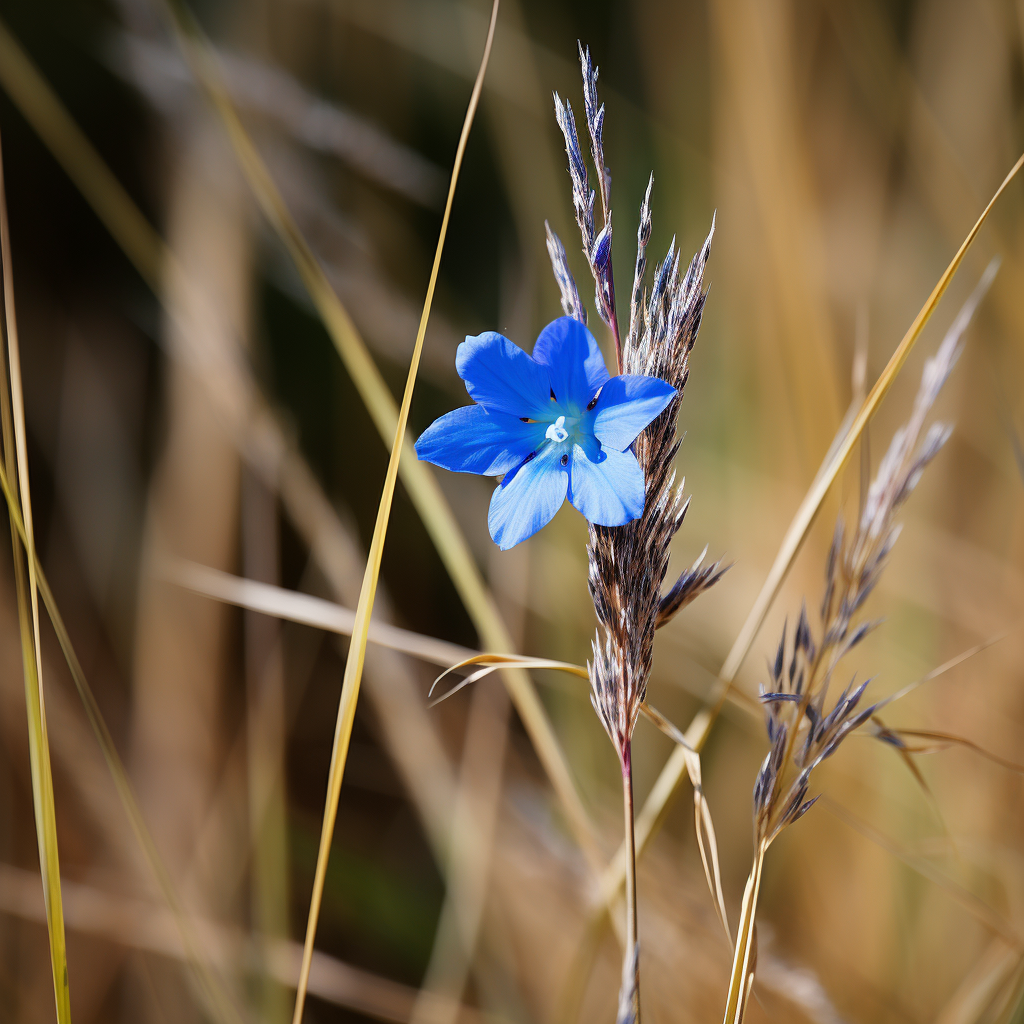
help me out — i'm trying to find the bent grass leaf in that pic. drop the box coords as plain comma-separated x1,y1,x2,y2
0,129,71,1024
0,429,244,1024
0,7,601,882
162,0,604,873
222,4,504,1019
887,729,1024,775
616,151,1024,912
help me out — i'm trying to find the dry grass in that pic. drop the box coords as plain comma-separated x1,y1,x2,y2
0,1,1022,1023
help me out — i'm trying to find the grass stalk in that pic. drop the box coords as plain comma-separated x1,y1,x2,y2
600,147,1024,902
720,841,766,1024
0,9,603,873
0,127,72,1024
0,423,244,1024
286,5,500,1021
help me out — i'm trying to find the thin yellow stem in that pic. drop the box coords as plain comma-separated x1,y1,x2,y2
288,5,501,1022
0,125,72,1024
721,840,767,1024
597,149,1024,911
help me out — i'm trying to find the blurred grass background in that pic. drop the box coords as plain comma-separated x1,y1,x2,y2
0,0,1022,1021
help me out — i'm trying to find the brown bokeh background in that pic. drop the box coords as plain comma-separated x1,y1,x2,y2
0,0,1022,1021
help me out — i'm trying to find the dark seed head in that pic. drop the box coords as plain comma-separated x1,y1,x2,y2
561,453,569,466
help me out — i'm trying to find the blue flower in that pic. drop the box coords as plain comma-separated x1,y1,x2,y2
415,317,676,550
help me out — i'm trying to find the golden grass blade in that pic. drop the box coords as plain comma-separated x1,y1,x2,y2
637,704,729,943
0,445,244,1024
282,5,500,1020
717,160,1020,688
164,557,477,669
0,128,72,1024
613,152,1024,903
161,0,602,871
721,841,766,1024
0,8,600,870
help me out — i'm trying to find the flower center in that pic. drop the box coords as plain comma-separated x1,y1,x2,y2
545,415,569,444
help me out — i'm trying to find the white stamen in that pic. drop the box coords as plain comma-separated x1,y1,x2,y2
545,415,569,444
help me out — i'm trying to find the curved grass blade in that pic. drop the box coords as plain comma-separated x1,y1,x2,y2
0,128,71,1024
270,5,502,1020
0,441,244,1024
429,653,588,704
164,557,477,670
721,841,766,1024
716,179,1017,689
637,704,729,944
0,10,600,870
614,154,1023,901
164,0,605,873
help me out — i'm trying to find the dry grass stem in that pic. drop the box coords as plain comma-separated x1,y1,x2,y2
721,263,1000,1022
0,125,72,1024
158,0,603,872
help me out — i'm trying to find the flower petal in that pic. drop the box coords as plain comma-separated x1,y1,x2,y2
532,317,610,409
415,405,546,476
591,374,676,451
488,445,568,550
568,442,645,526
457,331,551,417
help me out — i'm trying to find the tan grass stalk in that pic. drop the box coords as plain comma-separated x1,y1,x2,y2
0,441,245,1024
0,37,468,1016
0,10,602,876
720,840,765,1024
161,1,606,871
606,148,1024,905
270,3,501,1018
164,557,477,669
0,129,72,1024
719,261,1004,1023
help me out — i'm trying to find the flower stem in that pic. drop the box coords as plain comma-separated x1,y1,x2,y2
622,738,640,1015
